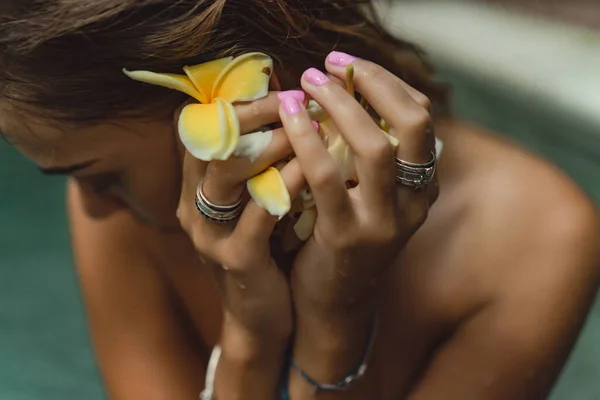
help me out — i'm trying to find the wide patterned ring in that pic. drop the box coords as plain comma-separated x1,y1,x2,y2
395,151,436,190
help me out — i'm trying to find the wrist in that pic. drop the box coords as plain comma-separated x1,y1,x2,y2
221,315,289,364
214,321,289,400
290,255,382,318
291,303,376,385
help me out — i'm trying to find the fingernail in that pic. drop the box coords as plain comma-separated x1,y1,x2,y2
303,68,330,86
280,95,301,115
311,121,319,131
277,90,305,103
327,51,357,67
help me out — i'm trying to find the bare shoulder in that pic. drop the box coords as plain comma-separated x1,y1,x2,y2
433,118,600,336
393,120,600,399
434,119,600,284
439,119,599,267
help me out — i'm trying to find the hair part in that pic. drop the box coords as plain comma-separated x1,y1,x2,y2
0,0,449,124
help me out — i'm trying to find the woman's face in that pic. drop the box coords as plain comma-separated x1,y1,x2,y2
0,107,183,229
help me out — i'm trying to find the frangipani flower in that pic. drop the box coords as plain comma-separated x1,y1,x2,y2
124,53,292,218
124,52,273,161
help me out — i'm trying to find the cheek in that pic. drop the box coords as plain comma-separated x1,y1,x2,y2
111,138,182,225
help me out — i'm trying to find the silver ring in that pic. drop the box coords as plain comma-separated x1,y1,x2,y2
395,151,436,190
195,182,243,223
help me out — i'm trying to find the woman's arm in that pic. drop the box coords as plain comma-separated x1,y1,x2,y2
290,296,378,399
70,177,289,400
277,52,438,398
68,180,208,399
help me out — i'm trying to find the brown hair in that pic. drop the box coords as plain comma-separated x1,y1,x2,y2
0,0,448,124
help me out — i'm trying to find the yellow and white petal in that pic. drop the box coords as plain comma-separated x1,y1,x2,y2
327,135,357,183
294,207,318,241
247,167,291,218
122,69,203,102
178,100,238,161
232,130,273,162
183,57,233,104
212,52,272,103
306,100,328,122
216,99,241,160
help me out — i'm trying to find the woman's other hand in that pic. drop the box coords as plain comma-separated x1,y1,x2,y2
175,92,304,399
279,53,438,396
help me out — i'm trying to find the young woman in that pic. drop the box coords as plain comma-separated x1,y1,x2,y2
1,1,598,399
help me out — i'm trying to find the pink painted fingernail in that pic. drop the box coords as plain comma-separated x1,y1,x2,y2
327,51,357,66
311,121,319,131
280,95,301,115
277,90,305,103
303,68,330,86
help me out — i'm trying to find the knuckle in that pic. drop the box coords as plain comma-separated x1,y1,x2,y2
205,160,228,180
235,95,278,129
219,250,246,273
312,165,341,188
318,81,346,102
205,161,241,192
414,93,432,112
219,245,256,274
362,136,394,162
357,61,385,82
406,107,432,134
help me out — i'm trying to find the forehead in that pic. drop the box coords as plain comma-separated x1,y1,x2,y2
0,104,175,168
0,105,115,170
0,105,67,143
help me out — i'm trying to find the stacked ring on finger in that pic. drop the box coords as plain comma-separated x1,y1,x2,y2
395,151,437,190
195,181,243,223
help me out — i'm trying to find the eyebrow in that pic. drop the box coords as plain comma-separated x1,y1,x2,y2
39,159,99,176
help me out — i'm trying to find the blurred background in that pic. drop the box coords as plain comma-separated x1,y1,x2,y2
1,0,599,399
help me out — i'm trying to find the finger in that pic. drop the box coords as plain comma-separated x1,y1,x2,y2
179,149,207,204
177,150,232,256
277,91,352,218
229,158,306,253
235,90,305,134
202,128,293,206
300,68,386,158
300,68,396,208
324,52,434,164
398,80,433,113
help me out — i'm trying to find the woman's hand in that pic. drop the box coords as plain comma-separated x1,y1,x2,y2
278,53,438,396
175,92,305,399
